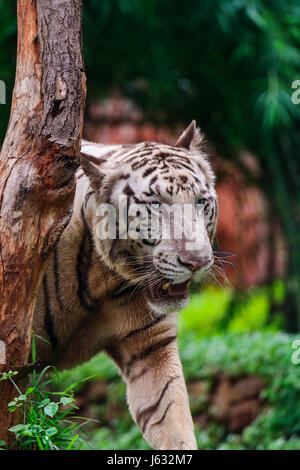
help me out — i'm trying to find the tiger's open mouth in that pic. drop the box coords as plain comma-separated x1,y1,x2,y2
147,279,190,302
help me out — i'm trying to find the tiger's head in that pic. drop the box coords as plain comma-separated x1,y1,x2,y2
80,121,218,315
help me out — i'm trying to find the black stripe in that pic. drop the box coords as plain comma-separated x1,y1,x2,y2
132,158,149,171
109,238,121,263
143,167,156,178
124,147,154,162
110,280,139,300
142,239,155,246
129,367,149,383
150,401,174,428
53,247,64,311
76,207,99,311
133,195,142,204
123,184,134,196
149,175,158,186
80,152,105,166
136,377,178,433
143,191,155,198
106,345,124,369
125,149,154,164
155,185,161,196
124,315,165,339
125,335,177,376
85,190,95,207
171,162,195,172
168,155,191,164
43,275,58,347
101,148,119,159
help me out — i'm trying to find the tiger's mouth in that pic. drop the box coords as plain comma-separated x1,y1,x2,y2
147,279,190,303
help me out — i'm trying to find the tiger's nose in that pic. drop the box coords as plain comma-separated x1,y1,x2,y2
178,255,211,272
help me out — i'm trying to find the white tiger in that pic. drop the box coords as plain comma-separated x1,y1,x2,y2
33,120,218,450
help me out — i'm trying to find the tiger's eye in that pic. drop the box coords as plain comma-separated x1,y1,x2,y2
151,201,161,208
197,198,205,205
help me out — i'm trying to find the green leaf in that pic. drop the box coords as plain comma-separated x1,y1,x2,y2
38,398,50,408
18,395,27,401
45,427,58,437
44,403,59,418
9,424,25,433
60,397,73,406
66,434,79,450
8,401,17,407
0,440,6,449
64,375,96,393
0,370,18,381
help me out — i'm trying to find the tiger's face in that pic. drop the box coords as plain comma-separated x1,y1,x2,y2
81,121,218,315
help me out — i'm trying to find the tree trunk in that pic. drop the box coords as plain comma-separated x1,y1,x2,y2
0,0,86,443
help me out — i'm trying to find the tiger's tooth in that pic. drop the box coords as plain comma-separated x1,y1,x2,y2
162,282,170,290
187,281,191,288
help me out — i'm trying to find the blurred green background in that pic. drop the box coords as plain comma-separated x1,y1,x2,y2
1,0,300,450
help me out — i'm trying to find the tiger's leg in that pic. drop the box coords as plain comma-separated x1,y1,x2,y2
107,312,197,450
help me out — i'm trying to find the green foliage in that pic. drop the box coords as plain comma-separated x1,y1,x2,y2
179,282,284,337
180,330,294,380
55,325,300,450
181,331,300,449
3,369,92,450
91,425,151,451
58,351,119,386
83,0,300,128
0,370,18,381
178,286,233,336
0,338,93,450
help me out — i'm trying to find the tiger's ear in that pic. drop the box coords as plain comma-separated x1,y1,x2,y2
175,120,204,151
80,152,105,191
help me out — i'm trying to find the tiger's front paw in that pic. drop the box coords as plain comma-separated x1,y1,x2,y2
160,433,197,450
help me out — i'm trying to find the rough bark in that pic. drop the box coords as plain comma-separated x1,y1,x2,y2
0,0,86,443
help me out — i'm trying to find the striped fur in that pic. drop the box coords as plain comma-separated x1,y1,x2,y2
33,122,217,450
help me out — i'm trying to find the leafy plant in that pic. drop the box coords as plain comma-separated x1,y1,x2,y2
0,336,94,450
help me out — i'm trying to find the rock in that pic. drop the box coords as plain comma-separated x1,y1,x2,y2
210,375,264,431
227,399,261,432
